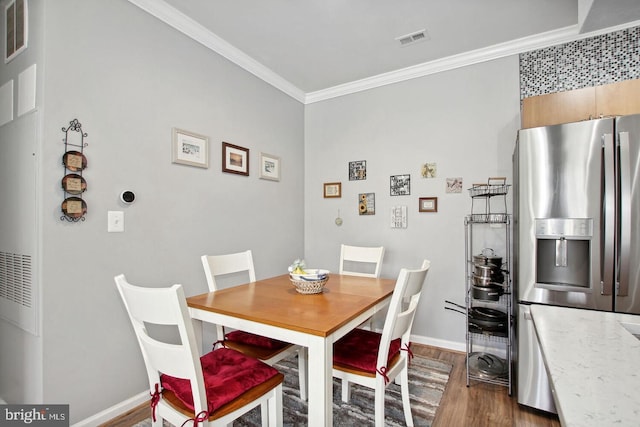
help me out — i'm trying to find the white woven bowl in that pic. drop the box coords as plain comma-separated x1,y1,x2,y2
289,269,329,294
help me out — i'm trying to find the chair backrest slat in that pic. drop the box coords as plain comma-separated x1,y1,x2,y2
201,250,256,291
339,244,385,278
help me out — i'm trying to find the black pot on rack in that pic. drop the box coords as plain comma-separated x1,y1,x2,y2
444,302,507,333
472,283,504,301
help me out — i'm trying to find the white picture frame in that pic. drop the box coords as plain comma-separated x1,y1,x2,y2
259,152,280,181
172,128,209,168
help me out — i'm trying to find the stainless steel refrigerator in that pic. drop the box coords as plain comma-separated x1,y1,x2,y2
513,114,640,412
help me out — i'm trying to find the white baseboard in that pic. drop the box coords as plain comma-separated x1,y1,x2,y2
72,391,147,427
411,333,466,353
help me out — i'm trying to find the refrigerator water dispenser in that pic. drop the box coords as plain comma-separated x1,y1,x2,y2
535,218,592,290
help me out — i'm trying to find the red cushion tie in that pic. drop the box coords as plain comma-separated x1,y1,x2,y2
149,383,160,422
401,342,414,360
376,366,390,385
180,410,209,427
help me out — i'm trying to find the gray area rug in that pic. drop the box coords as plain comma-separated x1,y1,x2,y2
133,354,452,426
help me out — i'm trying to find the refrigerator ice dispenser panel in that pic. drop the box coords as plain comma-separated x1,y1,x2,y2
534,218,592,290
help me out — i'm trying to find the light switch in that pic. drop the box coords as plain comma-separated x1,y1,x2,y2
108,211,124,232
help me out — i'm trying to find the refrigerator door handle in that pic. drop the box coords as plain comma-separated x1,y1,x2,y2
618,131,631,297
602,133,615,296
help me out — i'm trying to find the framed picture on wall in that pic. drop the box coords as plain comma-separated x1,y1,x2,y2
259,152,280,181
419,197,438,212
446,177,463,193
222,142,250,176
323,182,341,198
349,160,367,180
390,174,410,196
359,192,375,215
171,128,209,168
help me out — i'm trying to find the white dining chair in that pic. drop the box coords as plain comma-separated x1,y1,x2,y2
339,244,385,278
332,259,431,427
201,250,308,401
339,244,386,329
114,274,284,427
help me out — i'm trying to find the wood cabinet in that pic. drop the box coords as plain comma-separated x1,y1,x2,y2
521,79,640,129
595,79,640,117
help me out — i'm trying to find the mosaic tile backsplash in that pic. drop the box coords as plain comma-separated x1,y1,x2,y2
520,26,640,99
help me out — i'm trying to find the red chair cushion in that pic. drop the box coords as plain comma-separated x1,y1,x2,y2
160,348,279,413
225,330,289,350
333,329,401,372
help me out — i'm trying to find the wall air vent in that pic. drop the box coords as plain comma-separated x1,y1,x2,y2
396,29,429,47
0,252,32,307
0,251,36,334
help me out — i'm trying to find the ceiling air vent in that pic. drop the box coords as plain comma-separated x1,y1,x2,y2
396,29,429,47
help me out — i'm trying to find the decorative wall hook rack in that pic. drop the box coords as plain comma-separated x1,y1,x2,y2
60,119,88,222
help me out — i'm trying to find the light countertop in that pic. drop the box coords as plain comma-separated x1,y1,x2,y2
530,305,640,426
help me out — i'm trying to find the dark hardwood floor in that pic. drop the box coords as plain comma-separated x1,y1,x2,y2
102,344,561,427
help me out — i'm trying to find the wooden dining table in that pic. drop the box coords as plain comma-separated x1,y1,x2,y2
186,273,396,427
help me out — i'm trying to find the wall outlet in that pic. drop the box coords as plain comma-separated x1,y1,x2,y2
108,211,124,232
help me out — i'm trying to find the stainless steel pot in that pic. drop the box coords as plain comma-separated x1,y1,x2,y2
473,274,493,286
468,352,508,379
473,248,503,267
474,264,497,278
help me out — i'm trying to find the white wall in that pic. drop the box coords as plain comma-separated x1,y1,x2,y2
304,57,521,349
11,0,304,423
0,0,45,405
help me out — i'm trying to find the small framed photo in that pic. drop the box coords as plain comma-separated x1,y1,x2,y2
349,160,367,180
259,152,280,181
222,142,249,176
172,128,209,168
359,193,375,215
446,177,463,193
324,182,342,198
390,174,410,196
419,197,438,212
421,162,437,178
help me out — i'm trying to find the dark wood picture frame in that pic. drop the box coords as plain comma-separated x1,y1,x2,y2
222,142,249,176
419,197,438,212
323,182,342,198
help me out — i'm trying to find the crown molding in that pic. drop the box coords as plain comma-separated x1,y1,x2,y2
304,26,580,104
306,20,640,104
127,1,640,105
126,0,306,103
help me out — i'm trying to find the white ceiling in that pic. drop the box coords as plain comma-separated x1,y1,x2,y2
130,0,640,102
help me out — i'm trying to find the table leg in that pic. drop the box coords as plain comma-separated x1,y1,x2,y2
307,336,333,427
